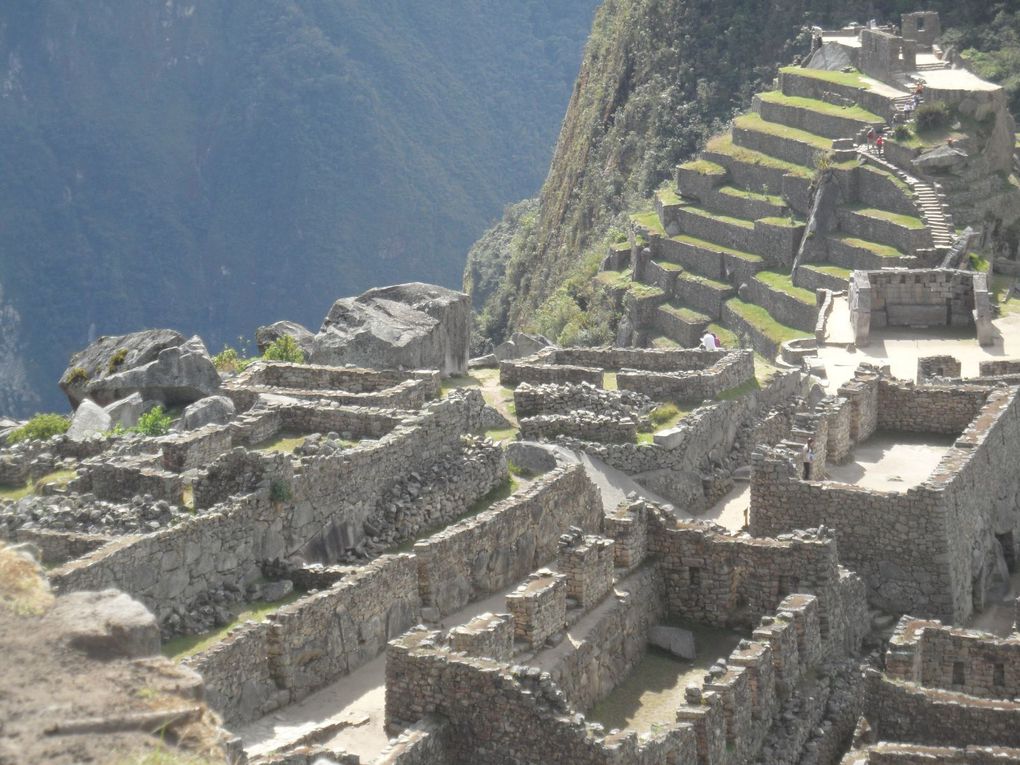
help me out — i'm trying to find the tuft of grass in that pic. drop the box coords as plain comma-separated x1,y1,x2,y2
0,544,54,616
679,159,727,176
649,403,682,426
0,469,78,502
107,348,128,373
969,252,991,273
162,592,304,659
632,210,666,236
779,65,866,89
440,374,482,396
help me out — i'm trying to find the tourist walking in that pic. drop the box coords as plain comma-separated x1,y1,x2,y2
802,438,815,480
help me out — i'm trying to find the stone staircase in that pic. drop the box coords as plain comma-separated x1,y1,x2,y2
855,148,955,252
604,66,953,360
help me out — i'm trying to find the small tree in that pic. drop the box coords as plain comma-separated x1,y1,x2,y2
7,414,70,444
262,335,305,364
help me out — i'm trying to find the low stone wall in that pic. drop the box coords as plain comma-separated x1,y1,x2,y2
841,743,1020,764
6,528,112,567
877,378,988,434
499,360,601,388
886,617,1020,700
372,717,452,765
745,276,818,333
653,304,708,347
917,355,962,383
519,413,638,444
513,382,650,420
185,554,420,726
414,465,603,616
779,69,893,123
756,93,881,140
836,209,932,255
866,670,1020,749
980,359,1020,377
616,349,754,402
672,273,733,318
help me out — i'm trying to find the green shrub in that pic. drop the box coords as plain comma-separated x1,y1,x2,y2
7,413,71,444
270,479,292,503
135,406,173,437
649,403,680,426
262,335,305,364
213,346,254,374
893,124,911,141
915,101,951,132
66,367,89,386
107,348,128,373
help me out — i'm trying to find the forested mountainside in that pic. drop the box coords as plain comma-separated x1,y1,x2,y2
467,0,1020,350
0,0,599,416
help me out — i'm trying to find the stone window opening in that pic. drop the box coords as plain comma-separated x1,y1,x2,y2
994,662,1006,687
952,661,965,686
689,567,701,587
779,575,800,597
916,17,925,31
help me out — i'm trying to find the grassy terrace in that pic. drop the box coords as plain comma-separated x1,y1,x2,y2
670,233,763,263
654,260,684,272
628,282,666,300
833,235,906,258
860,164,912,195
679,158,727,176
0,469,77,502
659,303,710,323
757,91,883,123
726,297,810,344
632,210,665,235
656,186,683,206
758,216,803,228
733,112,832,149
651,336,681,349
804,264,852,279
705,134,813,179
718,184,785,206
755,271,815,304
849,206,925,229
779,65,868,89
679,203,754,230
595,268,633,289
678,270,732,291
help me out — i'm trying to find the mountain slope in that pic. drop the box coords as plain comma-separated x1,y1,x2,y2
0,0,599,416
468,0,1015,346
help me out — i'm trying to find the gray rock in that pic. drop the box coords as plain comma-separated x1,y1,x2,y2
66,399,112,441
260,579,294,602
60,328,185,408
181,395,236,430
49,589,160,659
255,320,315,356
505,441,561,475
493,332,552,362
311,283,470,375
648,625,696,660
803,42,854,72
468,354,498,369
86,335,221,407
913,144,968,173
103,392,146,429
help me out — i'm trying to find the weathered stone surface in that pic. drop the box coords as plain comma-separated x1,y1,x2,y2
103,392,146,429
66,399,112,441
494,332,552,362
60,328,185,408
803,42,854,71
181,395,236,430
259,579,294,602
913,145,968,173
85,335,221,407
311,283,470,375
255,320,315,356
49,589,160,659
649,625,696,659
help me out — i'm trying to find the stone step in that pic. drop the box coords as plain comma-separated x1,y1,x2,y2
655,234,765,287
672,204,758,255
794,264,852,293
836,207,931,255
690,184,789,221
653,303,711,347
756,91,884,141
721,296,810,360
702,134,813,200
731,112,832,169
671,269,736,319
826,235,918,270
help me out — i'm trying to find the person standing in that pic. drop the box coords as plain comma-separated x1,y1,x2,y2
700,331,717,350
803,438,815,480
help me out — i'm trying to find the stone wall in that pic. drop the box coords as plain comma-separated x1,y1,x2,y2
917,355,962,383
886,617,1020,700
513,381,651,420
519,413,638,444
980,359,1020,377
615,349,754,401
744,277,818,334
866,670,1020,749
877,378,988,434
413,465,603,616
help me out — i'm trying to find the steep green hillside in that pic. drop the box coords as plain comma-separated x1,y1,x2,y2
0,0,598,416
469,0,1017,347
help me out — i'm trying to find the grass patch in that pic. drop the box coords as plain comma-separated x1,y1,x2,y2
834,235,905,258
659,303,710,323
757,90,882,123
0,544,55,616
680,159,727,176
655,260,684,272
603,371,618,390
632,210,665,235
485,427,518,443
991,275,1020,315
753,354,781,386
678,271,732,291
779,65,866,89
726,298,811,344
627,282,666,300
717,378,762,400
655,186,682,206
705,134,813,179
162,591,305,659
758,216,803,228
0,469,78,502
806,264,852,279
595,269,632,289
651,336,681,349
670,234,762,263
754,271,815,305
849,206,925,229
718,183,785,206
252,433,308,453
733,112,832,149
680,204,754,229
707,323,740,349
441,374,482,396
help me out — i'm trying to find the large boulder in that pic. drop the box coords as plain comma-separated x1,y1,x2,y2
181,395,236,430
803,42,854,72
255,320,315,357
66,399,112,441
84,335,221,408
103,392,147,429
60,329,186,408
493,332,551,361
311,283,470,374
48,589,160,659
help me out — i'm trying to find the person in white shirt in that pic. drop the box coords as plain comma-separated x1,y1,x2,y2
700,332,717,350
